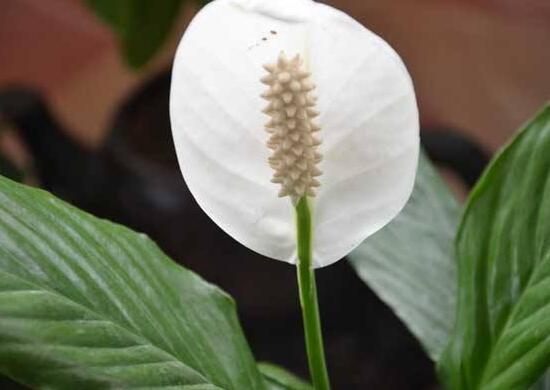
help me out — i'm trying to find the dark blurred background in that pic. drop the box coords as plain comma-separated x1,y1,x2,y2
0,0,549,389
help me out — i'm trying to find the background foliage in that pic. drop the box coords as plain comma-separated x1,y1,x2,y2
439,106,550,390
350,108,550,389
349,151,460,361
87,0,186,68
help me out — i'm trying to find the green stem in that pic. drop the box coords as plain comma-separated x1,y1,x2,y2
295,197,331,390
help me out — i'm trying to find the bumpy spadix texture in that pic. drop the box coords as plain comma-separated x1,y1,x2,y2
170,0,420,267
262,52,322,204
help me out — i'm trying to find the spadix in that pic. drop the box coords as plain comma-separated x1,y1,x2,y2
262,52,322,204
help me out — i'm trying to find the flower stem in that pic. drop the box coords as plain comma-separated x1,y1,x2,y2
295,197,331,390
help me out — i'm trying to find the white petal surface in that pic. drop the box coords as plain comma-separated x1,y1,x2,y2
170,0,419,267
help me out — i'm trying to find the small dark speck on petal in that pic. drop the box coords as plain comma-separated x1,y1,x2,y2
270,30,277,35
262,37,267,41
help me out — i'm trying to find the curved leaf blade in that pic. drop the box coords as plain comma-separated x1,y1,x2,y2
348,151,460,361
439,105,550,390
259,363,312,390
0,176,264,389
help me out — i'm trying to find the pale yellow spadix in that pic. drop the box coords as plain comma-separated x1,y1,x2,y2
262,52,322,204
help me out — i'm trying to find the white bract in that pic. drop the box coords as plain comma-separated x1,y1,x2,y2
170,0,419,268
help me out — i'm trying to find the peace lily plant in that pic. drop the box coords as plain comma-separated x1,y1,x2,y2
170,0,419,387
0,0,547,389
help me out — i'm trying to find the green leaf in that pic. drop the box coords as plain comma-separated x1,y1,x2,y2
0,176,264,389
86,0,184,68
439,105,550,390
259,363,312,390
348,151,461,361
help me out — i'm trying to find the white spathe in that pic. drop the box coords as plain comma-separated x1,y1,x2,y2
170,0,419,268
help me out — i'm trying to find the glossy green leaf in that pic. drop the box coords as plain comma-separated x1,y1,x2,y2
0,176,264,389
259,363,312,390
348,151,460,361
87,0,184,68
439,105,550,390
